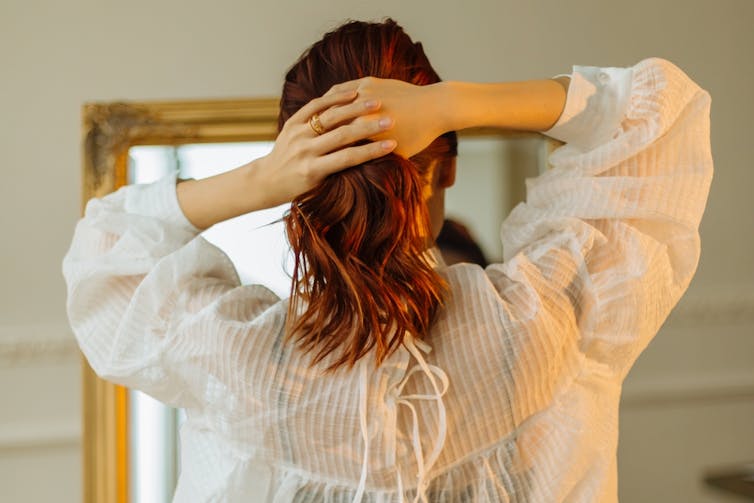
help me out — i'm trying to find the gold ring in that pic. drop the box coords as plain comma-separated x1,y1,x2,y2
309,113,327,135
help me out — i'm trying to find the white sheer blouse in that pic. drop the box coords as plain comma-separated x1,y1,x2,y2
63,57,713,502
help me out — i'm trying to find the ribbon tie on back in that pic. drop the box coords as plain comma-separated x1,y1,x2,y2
352,334,450,503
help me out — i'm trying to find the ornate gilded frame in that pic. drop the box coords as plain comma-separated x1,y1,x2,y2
80,97,557,503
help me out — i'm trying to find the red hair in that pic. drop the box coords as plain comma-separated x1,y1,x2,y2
279,19,458,373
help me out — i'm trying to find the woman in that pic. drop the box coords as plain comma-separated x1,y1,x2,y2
63,19,712,503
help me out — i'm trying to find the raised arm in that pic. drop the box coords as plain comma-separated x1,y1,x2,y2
63,83,397,409
497,58,713,376
357,58,712,378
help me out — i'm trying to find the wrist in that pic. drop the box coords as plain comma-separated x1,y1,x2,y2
434,81,486,132
436,79,569,132
241,156,274,212
437,81,497,132
428,81,461,133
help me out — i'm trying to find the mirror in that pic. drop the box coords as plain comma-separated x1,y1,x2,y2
80,97,559,502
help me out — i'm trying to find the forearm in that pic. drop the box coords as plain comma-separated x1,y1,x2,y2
176,159,266,230
437,77,570,133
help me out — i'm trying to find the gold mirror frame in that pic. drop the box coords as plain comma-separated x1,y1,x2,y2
80,97,558,503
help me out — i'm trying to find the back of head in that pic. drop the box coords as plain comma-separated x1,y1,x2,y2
279,19,458,373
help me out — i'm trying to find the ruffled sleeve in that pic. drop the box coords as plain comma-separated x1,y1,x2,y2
495,57,713,377
62,171,281,411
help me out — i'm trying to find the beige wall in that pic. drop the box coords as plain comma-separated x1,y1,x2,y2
1,0,752,501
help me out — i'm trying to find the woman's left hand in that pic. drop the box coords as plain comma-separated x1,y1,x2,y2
177,84,398,229
253,85,397,208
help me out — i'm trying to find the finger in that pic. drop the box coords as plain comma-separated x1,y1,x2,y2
323,77,372,96
292,89,357,125
324,80,360,96
314,140,397,178
318,99,381,131
312,116,393,154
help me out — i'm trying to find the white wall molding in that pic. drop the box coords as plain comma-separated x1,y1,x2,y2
0,323,79,366
666,286,754,326
0,288,751,366
0,421,80,452
0,337,79,365
622,372,754,408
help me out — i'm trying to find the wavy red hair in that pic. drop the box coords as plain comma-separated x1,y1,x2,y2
279,19,457,373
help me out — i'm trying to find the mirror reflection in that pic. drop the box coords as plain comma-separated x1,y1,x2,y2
126,136,545,501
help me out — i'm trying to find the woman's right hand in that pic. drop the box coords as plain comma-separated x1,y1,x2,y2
346,77,450,158
345,76,571,156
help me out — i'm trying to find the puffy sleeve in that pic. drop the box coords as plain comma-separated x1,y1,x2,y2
62,172,282,411
494,57,713,378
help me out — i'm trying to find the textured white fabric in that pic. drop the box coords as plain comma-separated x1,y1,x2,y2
63,57,713,502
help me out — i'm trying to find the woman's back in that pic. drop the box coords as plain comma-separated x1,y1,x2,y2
160,258,610,501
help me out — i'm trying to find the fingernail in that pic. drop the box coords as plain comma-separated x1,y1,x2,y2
365,99,379,109
381,140,397,150
379,117,393,128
